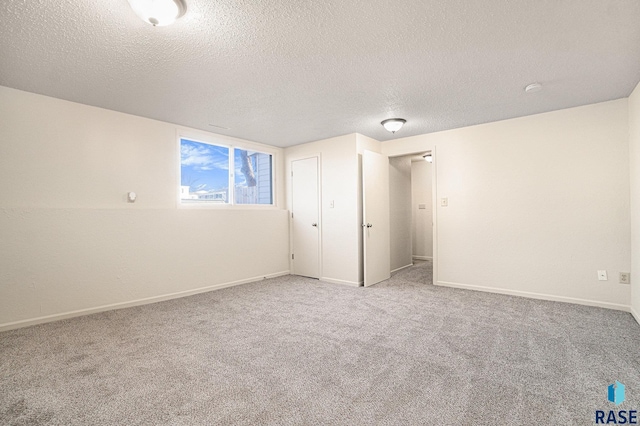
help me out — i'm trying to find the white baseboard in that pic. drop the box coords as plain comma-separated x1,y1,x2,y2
0,270,291,332
391,264,413,274
436,280,631,312
321,277,362,287
632,306,640,325
412,256,432,261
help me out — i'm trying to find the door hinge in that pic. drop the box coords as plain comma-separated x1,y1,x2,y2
292,254,294,260
291,171,293,177
291,212,294,218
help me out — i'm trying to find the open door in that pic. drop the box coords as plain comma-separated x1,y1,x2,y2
363,150,391,286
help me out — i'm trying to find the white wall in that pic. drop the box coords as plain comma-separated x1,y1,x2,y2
382,100,631,310
0,86,290,330
284,134,361,285
411,159,433,259
630,82,640,323
389,156,413,272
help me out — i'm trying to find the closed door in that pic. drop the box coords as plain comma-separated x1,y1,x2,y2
363,150,391,286
291,157,320,278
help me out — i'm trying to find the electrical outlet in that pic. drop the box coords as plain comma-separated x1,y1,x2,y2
597,270,608,281
619,272,630,284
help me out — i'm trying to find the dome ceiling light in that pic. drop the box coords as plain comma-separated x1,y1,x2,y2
128,0,187,26
381,118,406,133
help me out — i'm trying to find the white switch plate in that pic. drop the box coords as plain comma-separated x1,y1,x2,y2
619,272,630,284
441,198,448,207
597,270,608,281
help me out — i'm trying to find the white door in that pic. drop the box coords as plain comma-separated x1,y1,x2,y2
363,150,391,286
291,157,320,278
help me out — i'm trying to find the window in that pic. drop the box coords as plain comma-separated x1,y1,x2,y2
180,138,274,205
234,148,273,205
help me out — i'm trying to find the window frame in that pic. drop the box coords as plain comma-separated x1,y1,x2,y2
177,131,277,209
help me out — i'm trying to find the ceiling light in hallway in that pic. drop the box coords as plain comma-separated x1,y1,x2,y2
525,83,543,93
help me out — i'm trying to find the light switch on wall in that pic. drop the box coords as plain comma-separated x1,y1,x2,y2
440,198,448,207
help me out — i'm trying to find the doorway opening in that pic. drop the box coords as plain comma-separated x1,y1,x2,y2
388,151,435,284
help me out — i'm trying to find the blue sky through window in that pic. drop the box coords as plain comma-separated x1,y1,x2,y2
180,139,229,192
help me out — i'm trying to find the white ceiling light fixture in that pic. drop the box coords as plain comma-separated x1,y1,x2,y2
525,83,543,93
381,118,406,134
127,0,187,26
423,153,433,163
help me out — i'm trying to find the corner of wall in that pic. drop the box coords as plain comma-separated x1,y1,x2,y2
356,133,382,154
629,80,640,324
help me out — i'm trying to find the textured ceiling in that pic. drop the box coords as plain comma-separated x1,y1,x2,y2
1,0,640,147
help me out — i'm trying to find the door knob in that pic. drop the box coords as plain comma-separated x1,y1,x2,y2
312,223,318,227
366,223,373,228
